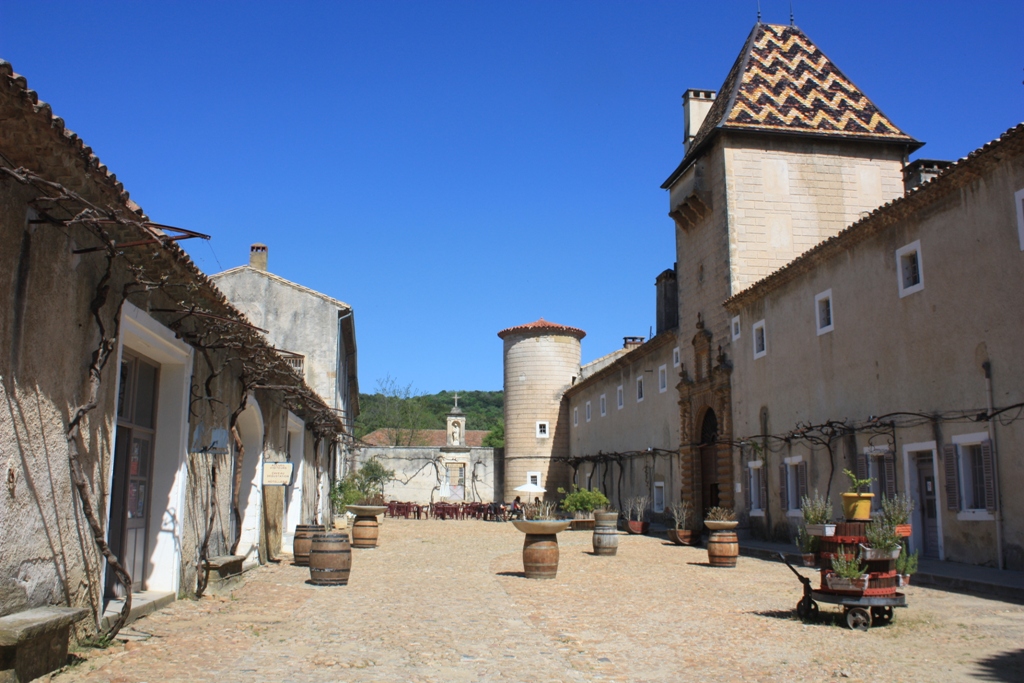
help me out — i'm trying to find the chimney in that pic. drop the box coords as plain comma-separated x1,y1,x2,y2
623,336,644,350
655,267,678,334
903,159,952,194
683,89,716,153
250,243,268,271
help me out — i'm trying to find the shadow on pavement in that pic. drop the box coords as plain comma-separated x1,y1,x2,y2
972,649,1024,682
495,571,526,578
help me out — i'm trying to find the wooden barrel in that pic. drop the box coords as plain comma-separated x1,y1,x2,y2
592,512,619,556
351,515,379,549
309,531,352,586
293,524,325,566
707,531,739,568
523,533,559,579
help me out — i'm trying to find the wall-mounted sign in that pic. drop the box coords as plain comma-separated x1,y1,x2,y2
263,462,294,486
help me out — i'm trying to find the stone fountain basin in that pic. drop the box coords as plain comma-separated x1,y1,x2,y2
512,520,572,534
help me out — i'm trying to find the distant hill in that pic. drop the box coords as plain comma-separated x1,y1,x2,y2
355,390,503,445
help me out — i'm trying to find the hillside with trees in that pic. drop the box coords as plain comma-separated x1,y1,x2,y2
355,376,503,446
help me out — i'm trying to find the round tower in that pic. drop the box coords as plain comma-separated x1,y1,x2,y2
498,318,585,503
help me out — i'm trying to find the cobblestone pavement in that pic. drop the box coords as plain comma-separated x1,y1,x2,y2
56,519,1024,682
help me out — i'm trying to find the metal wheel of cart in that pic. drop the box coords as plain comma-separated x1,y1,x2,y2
845,607,872,631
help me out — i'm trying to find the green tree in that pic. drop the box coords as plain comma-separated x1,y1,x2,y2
354,375,428,444
482,419,504,448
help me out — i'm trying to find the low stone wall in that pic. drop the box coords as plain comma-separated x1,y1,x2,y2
356,447,502,504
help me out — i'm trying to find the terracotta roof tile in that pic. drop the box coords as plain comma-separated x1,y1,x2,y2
361,429,490,448
497,318,586,340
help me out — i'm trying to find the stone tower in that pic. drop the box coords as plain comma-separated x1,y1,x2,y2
498,318,585,502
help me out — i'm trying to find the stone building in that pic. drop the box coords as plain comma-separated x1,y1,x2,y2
498,319,584,502
211,246,359,553
0,57,343,665
725,124,1024,570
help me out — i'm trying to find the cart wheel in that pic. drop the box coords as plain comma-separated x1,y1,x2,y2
871,606,893,624
796,598,820,621
845,607,872,631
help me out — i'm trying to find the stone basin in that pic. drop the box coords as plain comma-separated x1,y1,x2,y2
512,520,571,535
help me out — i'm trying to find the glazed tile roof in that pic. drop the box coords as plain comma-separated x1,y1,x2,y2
497,318,586,340
663,23,920,188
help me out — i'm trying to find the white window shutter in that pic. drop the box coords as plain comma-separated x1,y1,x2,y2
981,440,997,512
943,443,959,511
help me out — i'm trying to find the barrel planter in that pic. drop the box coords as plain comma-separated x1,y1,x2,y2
347,505,387,549
308,531,352,586
667,529,698,546
292,524,325,566
512,520,571,579
626,521,649,535
705,520,739,568
592,512,619,556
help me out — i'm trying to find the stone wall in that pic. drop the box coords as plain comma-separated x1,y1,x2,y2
355,447,502,504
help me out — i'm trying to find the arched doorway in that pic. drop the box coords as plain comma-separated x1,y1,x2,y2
699,408,719,514
234,397,264,561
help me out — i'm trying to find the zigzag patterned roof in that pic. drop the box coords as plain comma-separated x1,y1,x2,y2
664,23,920,187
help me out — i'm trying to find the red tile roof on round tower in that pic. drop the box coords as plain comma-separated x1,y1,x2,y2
497,317,586,340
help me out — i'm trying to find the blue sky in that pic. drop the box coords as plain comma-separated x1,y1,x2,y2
1,1,1020,394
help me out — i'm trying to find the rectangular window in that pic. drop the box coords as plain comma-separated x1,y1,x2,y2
585,402,591,422
658,365,668,393
616,385,623,409
815,289,834,335
860,448,897,510
527,471,540,487
949,433,995,514
747,460,765,513
536,421,549,438
636,376,644,402
573,407,578,427
752,320,766,359
672,347,680,367
780,457,807,514
653,482,665,513
731,315,741,341
599,394,606,417
896,240,924,297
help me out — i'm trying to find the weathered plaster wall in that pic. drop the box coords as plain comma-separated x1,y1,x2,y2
356,447,501,504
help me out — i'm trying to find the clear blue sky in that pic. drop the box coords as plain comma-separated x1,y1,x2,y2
2,2,1020,394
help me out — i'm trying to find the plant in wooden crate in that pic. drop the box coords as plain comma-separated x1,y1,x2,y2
841,468,874,521
827,545,868,592
558,486,609,519
795,527,818,567
861,521,901,560
895,544,919,587
625,496,650,534
666,500,696,545
880,494,915,538
801,490,835,537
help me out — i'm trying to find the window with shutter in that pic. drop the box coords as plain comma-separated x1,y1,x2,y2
855,452,869,483
746,468,754,511
759,468,768,513
942,444,959,510
797,462,808,507
779,464,788,510
883,453,897,499
980,440,996,512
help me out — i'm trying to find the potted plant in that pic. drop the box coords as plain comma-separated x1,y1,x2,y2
625,496,650,534
826,545,868,592
795,527,818,567
347,493,389,549
801,491,835,536
558,486,609,530
895,545,919,587
880,494,915,538
666,500,696,545
861,521,901,561
511,501,571,579
841,468,874,521
704,507,739,567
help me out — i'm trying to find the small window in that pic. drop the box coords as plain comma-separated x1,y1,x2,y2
536,421,549,438
636,376,644,402
573,407,578,426
599,394,607,417
653,482,665,513
815,289,834,335
616,385,623,409
747,460,765,512
527,471,540,487
658,365,668,393
672,347,680,367
752,320,766,359
585,401,591,422
896,240,924,297
952,434,994,513
781,458,807,513
731,316,741,341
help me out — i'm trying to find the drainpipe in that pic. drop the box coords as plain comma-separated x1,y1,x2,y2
983,361,1004,570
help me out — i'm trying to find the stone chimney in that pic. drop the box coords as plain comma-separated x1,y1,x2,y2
683,89,716,153
903,159,952,193
623,336,644,350
655,267,678,335
250,243,268,271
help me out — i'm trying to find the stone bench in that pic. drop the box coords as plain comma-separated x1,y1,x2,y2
0,606,88,683
203,555,245,596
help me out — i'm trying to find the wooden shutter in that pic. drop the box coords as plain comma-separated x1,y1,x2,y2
883,452,897,499
746,467,753,511
943,443,959,511
797,462,808,507
981,440,996,512
779,464,788,510
856,452,869,482
759,468,768,513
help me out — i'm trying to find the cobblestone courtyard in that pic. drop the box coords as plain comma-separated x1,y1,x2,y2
57,519,1024,682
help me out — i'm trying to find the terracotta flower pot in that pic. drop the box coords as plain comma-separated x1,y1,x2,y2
626,520,649,535
841,493,874,521
667,529,697,546
801,553,817,567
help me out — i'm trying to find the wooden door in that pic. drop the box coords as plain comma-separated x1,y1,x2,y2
917,459,939,559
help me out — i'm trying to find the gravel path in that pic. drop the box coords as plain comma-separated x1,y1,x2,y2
55,519,1024,682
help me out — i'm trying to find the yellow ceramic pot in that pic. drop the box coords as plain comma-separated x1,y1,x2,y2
841,492,874,520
